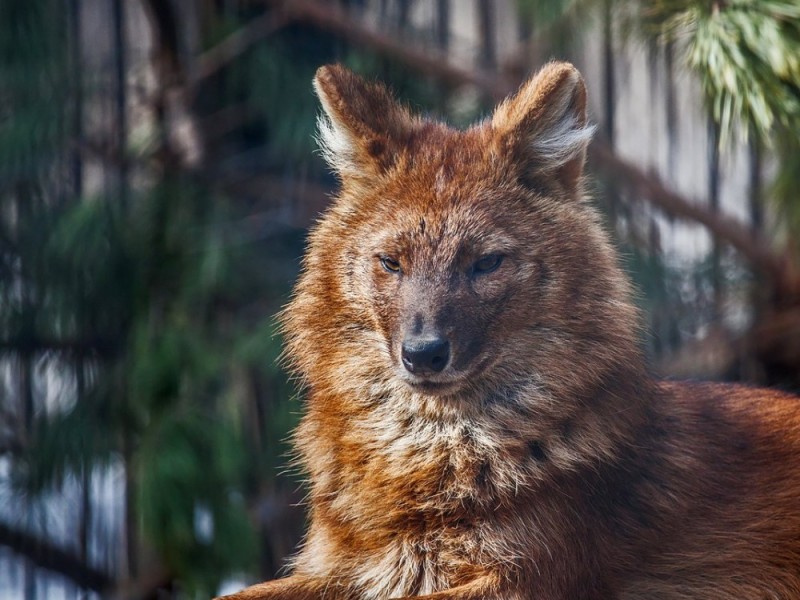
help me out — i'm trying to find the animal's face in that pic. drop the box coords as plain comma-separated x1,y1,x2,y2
365,177,524,393
285,63,639,406
343,140,558,397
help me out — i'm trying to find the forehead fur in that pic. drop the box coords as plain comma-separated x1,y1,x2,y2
335,126,515,228
321,121,584,272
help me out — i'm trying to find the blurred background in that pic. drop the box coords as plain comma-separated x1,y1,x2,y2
1,0,799,597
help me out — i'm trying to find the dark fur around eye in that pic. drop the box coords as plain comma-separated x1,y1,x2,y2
380,256,402,274
472,254,503,275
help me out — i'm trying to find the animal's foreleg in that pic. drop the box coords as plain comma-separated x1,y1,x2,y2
216,575,353,600
391,574,515,600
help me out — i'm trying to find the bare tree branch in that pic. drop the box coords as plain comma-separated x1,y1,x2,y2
267,0,510,94
1,519,176,600
259,0,798,294
192,11,291,84
0,445,23,459
140,0,204,168
0,336,119,357
110,565,173,600
588,141,799,296
0,520,112,592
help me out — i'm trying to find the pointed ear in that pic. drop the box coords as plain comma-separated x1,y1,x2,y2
313,64,414,179
491,62,595,194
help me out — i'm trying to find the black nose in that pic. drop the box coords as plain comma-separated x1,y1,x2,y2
401,337,450,375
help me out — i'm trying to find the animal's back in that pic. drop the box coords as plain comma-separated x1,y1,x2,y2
618,381,800,599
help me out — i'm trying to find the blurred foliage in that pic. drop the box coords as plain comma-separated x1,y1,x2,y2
517,0,595,29
1,0,296,595
517,0,602,57
772,132,800,256
13,176,290,591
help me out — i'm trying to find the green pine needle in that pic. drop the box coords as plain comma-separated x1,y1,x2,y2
643,0,800,144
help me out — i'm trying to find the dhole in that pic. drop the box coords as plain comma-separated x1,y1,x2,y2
221,62,800,599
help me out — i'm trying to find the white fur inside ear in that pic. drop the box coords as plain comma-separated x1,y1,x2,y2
531,112,596,171
315,112,358,176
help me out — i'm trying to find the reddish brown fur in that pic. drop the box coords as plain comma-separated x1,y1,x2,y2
220,63,800,600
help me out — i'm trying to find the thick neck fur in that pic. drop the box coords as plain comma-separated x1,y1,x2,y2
285,353,652,598
281,199,653,596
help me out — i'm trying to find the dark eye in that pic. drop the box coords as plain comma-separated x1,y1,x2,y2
380,256,402,274
472,254,503,275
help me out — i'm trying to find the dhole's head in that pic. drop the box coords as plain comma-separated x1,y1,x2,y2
283,63,640,414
